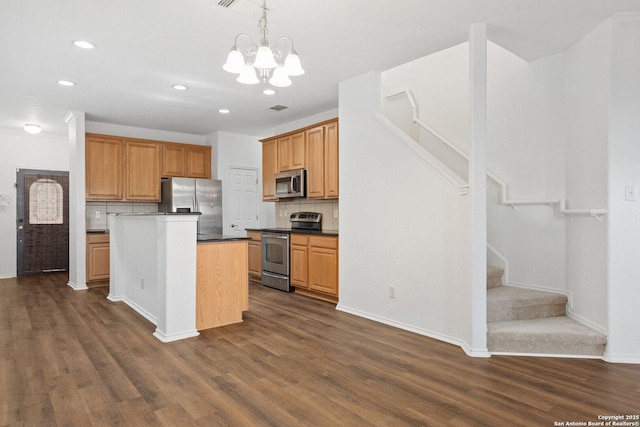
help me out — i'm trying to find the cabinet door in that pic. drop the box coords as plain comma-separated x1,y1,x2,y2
277,136,291,172
323,121,339,199
87,234,110,282
308,236,338,296
247,232,262,278
290,132,306,170
305,126,325,199
162,143,187,177
125,140,161,201
262,140,278,201
290,244,308,288
187,146,212,179
86,135,123,200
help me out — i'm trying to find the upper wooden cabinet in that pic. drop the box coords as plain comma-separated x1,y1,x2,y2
261,118,338,202
262,140,278,201
306,120,339,200
86,134,123,201
277,132,305,172
161,143,211,179
125,140,161,201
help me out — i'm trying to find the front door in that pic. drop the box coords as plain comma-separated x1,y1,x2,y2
225,167,259,236
16,169,69,275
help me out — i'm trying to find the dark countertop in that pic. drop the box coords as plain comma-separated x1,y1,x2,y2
197,234,250,242
87,229,109,234
246,228,339,237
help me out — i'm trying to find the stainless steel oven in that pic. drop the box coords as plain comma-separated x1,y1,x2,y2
261,232,291,292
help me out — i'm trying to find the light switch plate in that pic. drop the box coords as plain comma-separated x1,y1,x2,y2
625,185,638,201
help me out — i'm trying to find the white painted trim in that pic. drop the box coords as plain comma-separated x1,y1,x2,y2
110,296,158,325
566,310,608,336
506,280,573,309
603,351,640,364
153,329,200,343
67,280,88,291
372,113,469,194
335,304,490,357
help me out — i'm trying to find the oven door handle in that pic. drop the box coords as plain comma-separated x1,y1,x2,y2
262,271,287,279
263,233,289,240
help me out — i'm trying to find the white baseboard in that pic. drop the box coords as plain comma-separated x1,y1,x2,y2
490,351,604,360
336,303,490,357
67,280,89,291
603,351,640,364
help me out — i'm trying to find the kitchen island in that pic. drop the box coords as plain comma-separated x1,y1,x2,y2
108,213,248,342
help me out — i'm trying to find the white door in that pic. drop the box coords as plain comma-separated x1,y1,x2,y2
225,167,259,236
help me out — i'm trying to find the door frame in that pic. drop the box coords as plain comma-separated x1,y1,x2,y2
16,168,70,276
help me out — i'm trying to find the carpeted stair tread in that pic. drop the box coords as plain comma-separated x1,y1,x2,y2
487,286,567,322
487,265,504,289
488,316,607,356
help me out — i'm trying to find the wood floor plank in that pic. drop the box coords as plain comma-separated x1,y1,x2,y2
1,272,639,426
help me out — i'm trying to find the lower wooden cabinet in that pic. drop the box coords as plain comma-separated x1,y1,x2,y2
87,233,110,286
196,240,249,330
247,231,262,283
291,234,338,303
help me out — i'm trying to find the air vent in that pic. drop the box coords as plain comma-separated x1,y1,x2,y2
267,104,288,112
218,0,238,7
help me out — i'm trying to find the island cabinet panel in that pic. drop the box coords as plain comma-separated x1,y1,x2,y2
86,233,110,285
196,240,249,330
86,135,123,200
262,139,278,201
187,145,212,178
247,231,262,283
124,140,161,201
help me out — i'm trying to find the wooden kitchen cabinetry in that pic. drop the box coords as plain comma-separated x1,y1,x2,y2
262,139,278,201
124,140,161,201
161,143,212,179
277,132,305,172
291,233,338,303
86,135,123,201
86,233,109,286
306,120,339,200
247,231,262,283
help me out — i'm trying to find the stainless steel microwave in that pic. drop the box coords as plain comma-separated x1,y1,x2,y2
275,169,306,198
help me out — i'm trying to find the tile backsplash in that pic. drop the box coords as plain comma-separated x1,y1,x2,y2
275,200,339,231
86,202,158,230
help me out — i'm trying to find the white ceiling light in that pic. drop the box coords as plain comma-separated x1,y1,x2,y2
24,124,42,134
172,84,188,90
263,89,276,95
223,0,304,88
73,40,95,49
57,80,75,86
219,109,230,114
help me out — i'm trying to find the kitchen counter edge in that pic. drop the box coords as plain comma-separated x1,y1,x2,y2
246,228,339,237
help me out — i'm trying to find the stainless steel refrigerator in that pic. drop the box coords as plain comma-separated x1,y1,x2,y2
159,178,222,237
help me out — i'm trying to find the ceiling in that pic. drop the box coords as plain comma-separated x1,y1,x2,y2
2,0,639,138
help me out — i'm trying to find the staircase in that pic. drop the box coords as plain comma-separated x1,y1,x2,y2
486,267,607,357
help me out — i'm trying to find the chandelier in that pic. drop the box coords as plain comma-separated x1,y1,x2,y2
222,0,304,87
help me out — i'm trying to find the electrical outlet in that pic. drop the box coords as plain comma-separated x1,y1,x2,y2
333,209,338,218
388,285,396,298
95,211,101,218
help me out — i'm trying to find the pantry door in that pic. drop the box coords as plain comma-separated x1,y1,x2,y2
226,167,259,237
16,169,69,275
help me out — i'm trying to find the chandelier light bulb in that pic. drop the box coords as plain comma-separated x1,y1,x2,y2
253,45,278,69
269,66,292,88
223,48,245,74
283,51,305,76
236,64,259,85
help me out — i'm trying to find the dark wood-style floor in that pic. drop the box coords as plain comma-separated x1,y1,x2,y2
1,273,639,426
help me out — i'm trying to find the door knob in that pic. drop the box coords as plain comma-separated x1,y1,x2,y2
231,224,238,228
17,225,24,230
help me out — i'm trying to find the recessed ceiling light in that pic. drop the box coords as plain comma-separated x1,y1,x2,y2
24,124,42,134
172,84,188,90
73,40,95,49
219,109,230,114
57,80,75,86
263,89,276,95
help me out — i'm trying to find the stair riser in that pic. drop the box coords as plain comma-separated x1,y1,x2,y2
487,338,605,356
488,303,566,323
487,275,502,289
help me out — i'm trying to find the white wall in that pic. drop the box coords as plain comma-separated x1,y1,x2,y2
0,128,69,278
86,122,207,145
564,20,611,331
382,41,567,293
337,71,474,353
273,109,339,135
607,13,640,362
